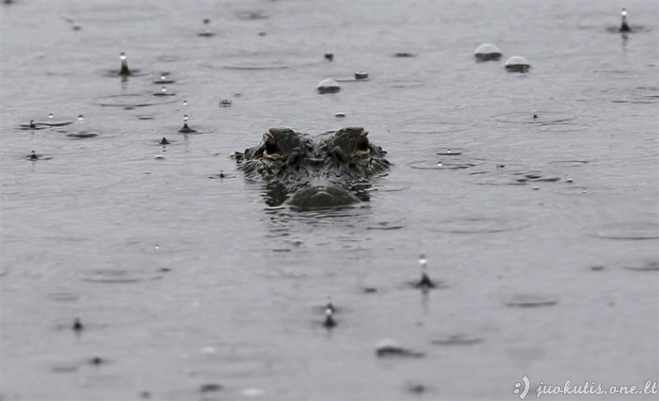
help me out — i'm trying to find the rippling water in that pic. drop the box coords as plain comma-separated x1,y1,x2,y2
1,1,658,400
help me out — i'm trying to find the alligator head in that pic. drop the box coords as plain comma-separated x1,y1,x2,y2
234,127,390,210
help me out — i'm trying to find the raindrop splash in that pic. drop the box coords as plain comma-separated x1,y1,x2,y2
620,8,631,32
178,114,197,134
416,254,435,290
323,306,336,329
119,52,131,76
73,318,83,333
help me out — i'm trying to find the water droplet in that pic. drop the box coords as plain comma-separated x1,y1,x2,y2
622,8,627,17
160,75,166,81
154,244,160,250
183,115,188,123
582,188,587,194
437,162,443,167
323,305,336,328
161,86,167,93
119,52,131,76
77,114,84,121
419,254,427,270
48,113,54,119
183,100,188,107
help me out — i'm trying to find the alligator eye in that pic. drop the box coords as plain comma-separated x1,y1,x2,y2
357,137,369,151
264,131,278,155
265,140,278,153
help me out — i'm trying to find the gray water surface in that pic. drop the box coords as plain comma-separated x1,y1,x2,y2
1,1,658,400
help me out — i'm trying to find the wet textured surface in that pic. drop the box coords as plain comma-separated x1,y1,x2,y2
1,1,658,400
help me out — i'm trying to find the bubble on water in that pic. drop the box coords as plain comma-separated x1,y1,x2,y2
474,43,502,61
77,115,84,121
317,78,340,94
504,56,530,73
355,71,369,80
437,162,443,167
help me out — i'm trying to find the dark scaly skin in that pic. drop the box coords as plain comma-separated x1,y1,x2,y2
234,127,390,210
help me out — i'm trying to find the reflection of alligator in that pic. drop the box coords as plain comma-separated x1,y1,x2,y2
233,127,390,210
